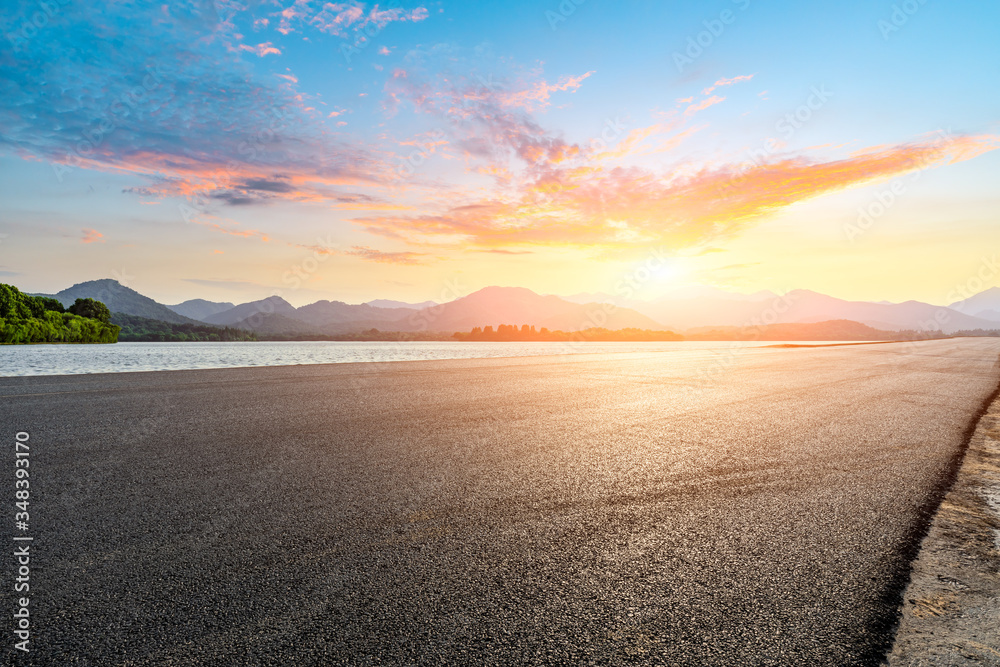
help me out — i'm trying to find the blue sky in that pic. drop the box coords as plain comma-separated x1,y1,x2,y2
1,0,998,305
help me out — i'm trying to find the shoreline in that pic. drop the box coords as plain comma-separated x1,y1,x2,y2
0,338,953,380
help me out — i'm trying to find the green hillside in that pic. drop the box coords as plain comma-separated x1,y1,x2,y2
113,313,258,342
0,283,120,344
47,280,200,325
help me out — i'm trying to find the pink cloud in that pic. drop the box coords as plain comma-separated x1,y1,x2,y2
702,74,755,96
294,243,427,264
346,245,426,264
685,95,725,116
276,1,428,37
349,134,999,253
383,68,590,169
493,71,595,112
240,42,281,57
81,228,104,244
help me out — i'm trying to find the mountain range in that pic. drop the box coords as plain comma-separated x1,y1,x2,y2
31,279,1000,336
33,280,200,325
166,298,236,321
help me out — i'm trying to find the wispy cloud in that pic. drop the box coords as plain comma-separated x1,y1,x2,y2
276,0,428,37
293,242,427,264
350,134,998,253
685,95,725,116
239,42,281,57
702,74,754,96
384,64,589,171
81,228,104,244
0,2,389,209
345,245,427,264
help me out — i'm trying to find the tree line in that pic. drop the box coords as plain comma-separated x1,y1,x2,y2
453,324,684,342
112,313,258,342
0,284,120,344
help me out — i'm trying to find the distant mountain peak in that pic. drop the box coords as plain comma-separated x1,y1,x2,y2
166,298,236,322
365,299,439,310
948,285,1000,314
467,285,539,298
53,279,199,325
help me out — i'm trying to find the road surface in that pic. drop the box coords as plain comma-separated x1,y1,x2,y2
2,338,999,665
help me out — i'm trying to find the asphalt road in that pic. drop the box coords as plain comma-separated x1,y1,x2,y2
2,338,999,665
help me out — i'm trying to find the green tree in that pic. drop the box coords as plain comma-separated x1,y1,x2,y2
68,297,112,324
0,284,32,319
35,296,66,313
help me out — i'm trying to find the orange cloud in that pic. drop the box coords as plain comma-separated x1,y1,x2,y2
81,228,104,244
702,74,754,96
685,95,726,116
346,245,427,264
203,222,271,242
494,71,595,111
293,243,427,264
350,133,999,253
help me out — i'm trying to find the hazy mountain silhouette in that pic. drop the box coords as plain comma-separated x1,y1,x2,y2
294,300,415,328
400,286,665,332
971,309,1000,322
37,280,198,325
203,296,297,326
29,280,1000,336
780,290,996,334
686,319,898,341
166,299,235,321
574,288,999,334
948,286,1000,318
365,299,438,310
228,313,321,335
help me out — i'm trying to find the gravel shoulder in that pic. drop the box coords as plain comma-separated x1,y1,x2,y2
887,390,1000,666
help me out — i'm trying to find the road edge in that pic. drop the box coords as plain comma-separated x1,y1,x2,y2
885,382,1000,665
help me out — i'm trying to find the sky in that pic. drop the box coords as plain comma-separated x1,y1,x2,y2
1,0,998,307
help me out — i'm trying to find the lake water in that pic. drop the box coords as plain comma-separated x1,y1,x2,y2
0,340,777,377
